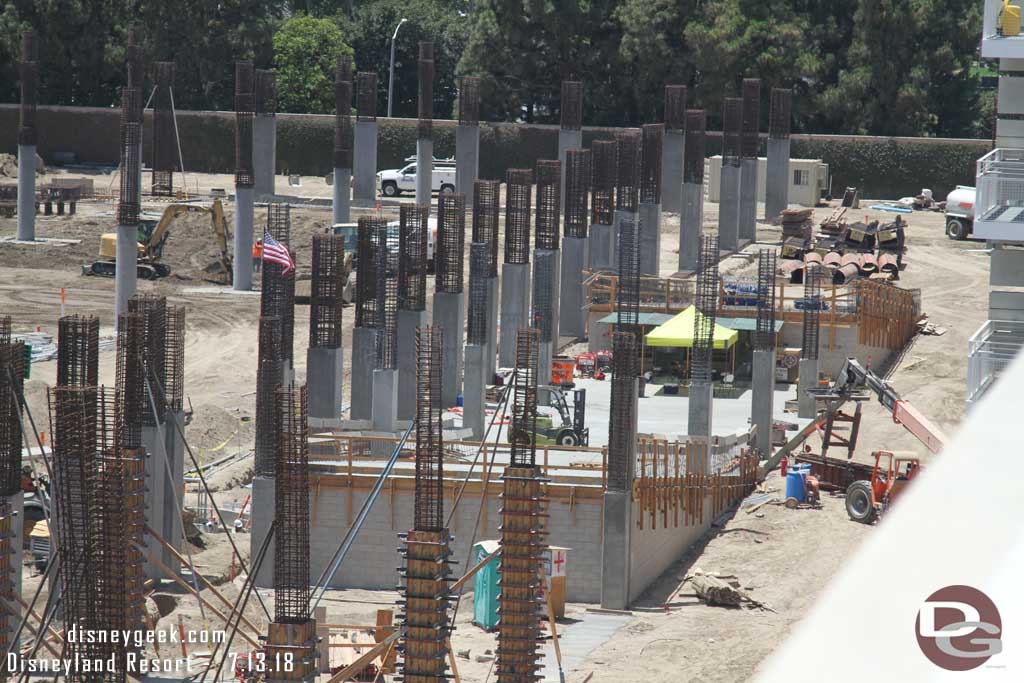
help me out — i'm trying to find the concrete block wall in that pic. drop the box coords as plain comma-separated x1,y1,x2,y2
306,478,604,602
627,495,714,604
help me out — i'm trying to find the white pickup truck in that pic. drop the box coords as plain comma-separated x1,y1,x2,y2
376,158,457,197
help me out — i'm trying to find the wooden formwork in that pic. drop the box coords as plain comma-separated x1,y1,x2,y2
856,279,919,350
399,528,452,683
495,467,547,683
265,619,318,682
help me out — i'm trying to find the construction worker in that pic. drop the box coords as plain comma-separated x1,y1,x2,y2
252,238,263,273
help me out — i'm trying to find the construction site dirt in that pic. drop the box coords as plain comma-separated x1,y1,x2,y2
1,168,984,682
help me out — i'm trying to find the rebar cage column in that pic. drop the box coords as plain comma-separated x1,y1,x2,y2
739,78,761,241
662,85,687,214
334,55,353,224
765,87,793,220
152,61,177,196
456,76,482,196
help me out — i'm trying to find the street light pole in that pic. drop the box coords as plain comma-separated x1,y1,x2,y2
387,18,408,119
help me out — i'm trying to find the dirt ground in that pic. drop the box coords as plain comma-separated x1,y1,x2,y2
0,168,988,681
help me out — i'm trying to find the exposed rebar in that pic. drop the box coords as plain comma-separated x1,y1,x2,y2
692,236,720,383
560,80,583,130
127,293,168,425
616,214,641,344
417,42,434,139
468,242,490,346
18,30,37,146
115,311,145,451
399,204,430,311
801,264,822,361
152,61,177,196
413,326,444,531
266,202,291,248
335,56,353,168
509,328,540,468
591,140,616,226
274,385,310,624
606,330,638,492
505,169,532,264
769,87,792,139
235,61,255,188
436,192,466,294
683,110,706,184
615,130,641,211
357,72,378,122
665,85,687,133
375,220,399,370
459,76,482,125
310,234,346,348
564,148,591,238
741,78,761,159
255,69,277,115
57,315,99,388
118,87,142,226
640,123,664,204
355,216,384,327
0,339,25,496
164,305,186,413
755,250,778,351
260,214,296,365
472,179,500,276
534,160,561,250
722,98,743,165
254,316,282,477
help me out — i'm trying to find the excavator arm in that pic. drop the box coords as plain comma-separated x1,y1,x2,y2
828,358,947,453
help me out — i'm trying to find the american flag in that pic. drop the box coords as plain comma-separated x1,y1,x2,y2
262,231,294,274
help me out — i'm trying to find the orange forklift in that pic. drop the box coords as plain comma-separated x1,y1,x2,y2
844,451,922,524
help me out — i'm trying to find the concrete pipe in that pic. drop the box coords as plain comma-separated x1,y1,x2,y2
859,252,878,275
823,251,842,267
840,252,861,268
804,251,822,265
878,252,898,275
833,262,860,284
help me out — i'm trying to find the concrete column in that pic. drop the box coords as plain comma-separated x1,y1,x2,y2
432,291,465,407
687,380,713,437
589,223,613,271
332,167,351,224
397,309,429,421
115,224,138,319
162,410,185,574
416,138,433,207
765,138,791,221
485,277,499,379
600,490,632,610
456,124,479,197
1,492,23,648
143,424,167,581
558,129,582,206
718,163,741,252
254,114,277,198
350,326,377,420
251,475,275,587
307,347,344,420
559,236,589,340
661,132,684,214
463,343,487,439
534,249,560,383
739,157,758,243
371,368,398,432
679,182,703,272
233,186,254,291
638,202,661,276
17,144,35,241
499,263,530,368
798,358,819,419
353,121,378,206
751,349,776,456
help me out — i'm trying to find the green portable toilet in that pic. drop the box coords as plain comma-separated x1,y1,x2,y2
472,540,501,631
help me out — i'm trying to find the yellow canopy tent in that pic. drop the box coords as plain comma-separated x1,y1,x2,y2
645,305,739,349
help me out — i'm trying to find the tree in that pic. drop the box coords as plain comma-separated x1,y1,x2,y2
337,0,468,120
274,14,352,113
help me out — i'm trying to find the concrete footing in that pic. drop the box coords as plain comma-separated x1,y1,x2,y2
752,349,776,456
252,475,274,587
740,157,757,242
350,326,377,420
559,129,582,206
661,132,684,214
397,309,429,420
639,202,661,276
719,164,742,251
765,137,791,220
254,114,277,198
798,358,819,419
463,344,487,439
233,186,254,291
416,138,433,207
680,182,703,271
115,223,138,320
371,368,398,432
353,121,378,206
307,346,344,420
590,223,613,272
559,236,589,339
485,277,498,378
600,490,632,610
456,124,479,197
17,144,35,241
332,166,351,225
687,380,713,437
433,291,465,407
499,263,530,368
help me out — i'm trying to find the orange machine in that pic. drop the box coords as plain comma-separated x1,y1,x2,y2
845,450,922,523
551,356,575,388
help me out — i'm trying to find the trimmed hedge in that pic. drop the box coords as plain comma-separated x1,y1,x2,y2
0,104,989,199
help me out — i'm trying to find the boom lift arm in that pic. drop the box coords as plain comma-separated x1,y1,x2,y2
826,358,947,454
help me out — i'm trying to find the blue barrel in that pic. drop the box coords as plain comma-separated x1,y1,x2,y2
786,471,807,502
456,394,464,407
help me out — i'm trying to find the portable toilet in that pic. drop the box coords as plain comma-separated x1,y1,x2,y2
472,540,501,631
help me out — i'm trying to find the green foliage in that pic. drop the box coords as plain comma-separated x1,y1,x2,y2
274,15,352,114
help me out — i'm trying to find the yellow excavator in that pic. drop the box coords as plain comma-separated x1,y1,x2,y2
90,199,233,281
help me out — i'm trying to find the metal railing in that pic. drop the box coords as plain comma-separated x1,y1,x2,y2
975,148,1024,240
967,319,1024,408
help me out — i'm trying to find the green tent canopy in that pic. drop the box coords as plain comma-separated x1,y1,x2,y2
644,305,739,349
